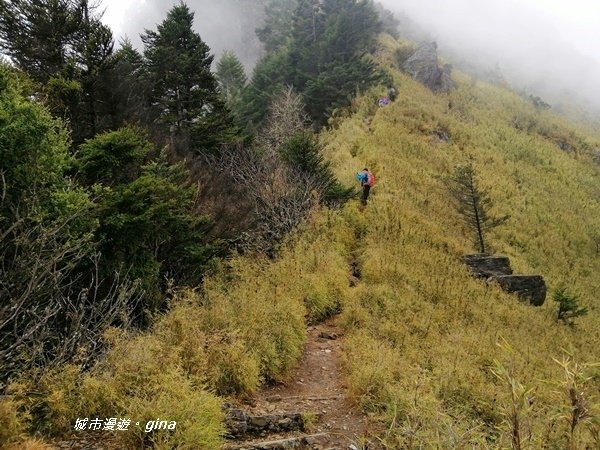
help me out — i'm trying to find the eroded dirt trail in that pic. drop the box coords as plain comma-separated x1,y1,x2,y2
227,317,378,450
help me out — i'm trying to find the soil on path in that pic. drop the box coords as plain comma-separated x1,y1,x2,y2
237,316,379,449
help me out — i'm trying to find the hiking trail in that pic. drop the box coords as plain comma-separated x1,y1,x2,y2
224,316,379,450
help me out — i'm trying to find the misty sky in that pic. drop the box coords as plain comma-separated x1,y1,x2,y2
101,0,600,112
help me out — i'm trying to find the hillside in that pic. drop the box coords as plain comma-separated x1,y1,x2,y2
321,35,600,447
4,34,600,449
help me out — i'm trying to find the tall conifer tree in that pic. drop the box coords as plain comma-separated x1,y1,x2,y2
216,50,247,121
142,3,235,153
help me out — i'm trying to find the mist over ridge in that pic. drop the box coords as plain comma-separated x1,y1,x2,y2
104,0,600,116
110,0,266,71
379,0,600,116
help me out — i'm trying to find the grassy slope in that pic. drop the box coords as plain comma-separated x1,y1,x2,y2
322,35,600,448
5,35,600,449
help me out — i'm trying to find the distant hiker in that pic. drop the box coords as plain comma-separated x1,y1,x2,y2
378,96,390,107
356,168,375,204
388,86,396,102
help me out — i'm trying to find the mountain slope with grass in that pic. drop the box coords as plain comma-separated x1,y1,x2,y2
5,34,600,449
322,35,600,448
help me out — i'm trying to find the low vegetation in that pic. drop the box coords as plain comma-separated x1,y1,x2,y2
2,3,600,449
324,35,600,448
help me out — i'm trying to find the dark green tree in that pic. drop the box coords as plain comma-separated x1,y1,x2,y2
71,5,115,139
240,48,291,131
0,0,116,144
0,64,69,219
0,65,138,379
280,132,353,205
141,2,236,154
297,0,382,124
0,0,81,83
287,0,325,90
216,50,247,121
76,126,213,314
244,0,383,127
76,126,154,186
97,38,151,129
256,0,298,52
447,161,509,254
97,151,212,311
554,287,588,323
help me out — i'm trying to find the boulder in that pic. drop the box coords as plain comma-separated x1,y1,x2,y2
463,254,546,306
403,42,454,93
464,254,512,278
490,275,547,306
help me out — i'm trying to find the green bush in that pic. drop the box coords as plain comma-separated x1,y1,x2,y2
554,287,588,323
281,132,354,205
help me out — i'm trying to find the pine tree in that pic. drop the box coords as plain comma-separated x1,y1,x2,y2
98,39,151,129
240,48,291,131
447,161,509,253
216,50,247,119
256,0,298,52
0,0,81,83
287,0,325,90
300,0,382,123
141,2,235,153
280,132,353,205
0,0,116,144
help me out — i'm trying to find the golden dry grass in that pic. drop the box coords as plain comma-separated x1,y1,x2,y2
320,35,600,448
4,33,600,450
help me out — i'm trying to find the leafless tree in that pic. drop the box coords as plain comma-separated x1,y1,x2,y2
209,144,325,254
197,86,324,253
254,85,310,154
0,208,142,379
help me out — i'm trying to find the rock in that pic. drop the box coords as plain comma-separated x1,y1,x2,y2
318,331,338,340
593,148,600,164
464,254,513,278
463,254,546,306
490,275,547,306
403,42,454,93
225,407,306,438
225,408,251,437
277,417,292,427
433,127,451,142
251,416,269,428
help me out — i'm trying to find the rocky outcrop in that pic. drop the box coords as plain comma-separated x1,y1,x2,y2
464,254,546,306
403,42,454,93
491,275,547,307
464,254,512,278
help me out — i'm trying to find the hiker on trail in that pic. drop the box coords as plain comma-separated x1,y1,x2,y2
356,168,375,204
378,96,390,107
388,86,396,102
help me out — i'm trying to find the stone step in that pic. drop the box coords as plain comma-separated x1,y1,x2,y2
224,433,329,450
225,407,312,438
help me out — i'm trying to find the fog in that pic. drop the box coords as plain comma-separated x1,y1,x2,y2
103,0,600,115
379,0,600,114
105,0,265,71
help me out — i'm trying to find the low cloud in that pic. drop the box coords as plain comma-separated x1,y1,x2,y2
380,0,600,113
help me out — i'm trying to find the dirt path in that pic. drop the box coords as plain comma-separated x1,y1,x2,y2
234,317,377,449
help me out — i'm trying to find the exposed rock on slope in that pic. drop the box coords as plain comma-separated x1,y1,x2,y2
403,42,454,93
464,254,547,306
